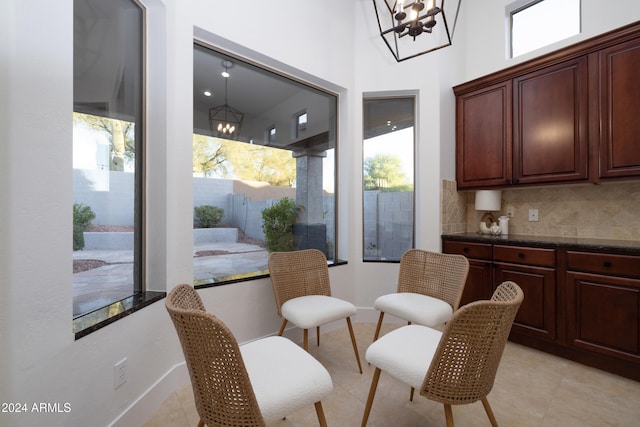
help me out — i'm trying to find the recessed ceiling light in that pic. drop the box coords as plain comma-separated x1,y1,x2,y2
203,90,212,97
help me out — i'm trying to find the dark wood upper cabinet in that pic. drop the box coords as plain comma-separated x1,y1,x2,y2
453,22,640,190
513,56,589,184
455,82,512,188
598,36,640,179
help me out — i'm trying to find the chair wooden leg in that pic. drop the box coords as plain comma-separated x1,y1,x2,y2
314,401,328,427
444,404,454,427
409,387,414,401
303,329,309,351
317,326,321,346
361,367,381,427
346,317,363,373
278,319,288,336
481,397,499,427
373,312,385,341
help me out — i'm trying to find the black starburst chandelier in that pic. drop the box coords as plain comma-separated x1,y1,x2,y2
372,0,462,62
209,60,244,138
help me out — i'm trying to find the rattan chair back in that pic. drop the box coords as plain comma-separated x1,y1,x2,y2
268,249,332,316
166,284,265,427
420,281,524,405
397,249,470,311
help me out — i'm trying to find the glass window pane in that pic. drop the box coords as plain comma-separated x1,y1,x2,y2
73,0,143,325
363,97,415,262
511,0,581,58
193,44,337,286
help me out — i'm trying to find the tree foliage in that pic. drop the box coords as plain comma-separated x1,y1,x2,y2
194,134,296,186
192,134,230,177
73,112,135,171
73,202,96,251
261,197,298,252
363,153,412,191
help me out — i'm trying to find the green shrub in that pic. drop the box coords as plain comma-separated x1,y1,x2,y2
73,202,96,251
261,198,298,252
194,205,224,228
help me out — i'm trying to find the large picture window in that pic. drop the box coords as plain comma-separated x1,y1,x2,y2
72,0,145,333
362,96,415,262
193,43,338,286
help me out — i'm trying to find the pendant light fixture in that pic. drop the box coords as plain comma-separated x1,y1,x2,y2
209,60,244,138
372,0,462,62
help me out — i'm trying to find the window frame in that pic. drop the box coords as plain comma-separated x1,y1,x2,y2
507,0,582,58
192,42,341,288
362,94,416,263
72,0,163,339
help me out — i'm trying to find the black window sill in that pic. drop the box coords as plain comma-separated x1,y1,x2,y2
194,259,348,290
73,291,166,340
73,259,349,339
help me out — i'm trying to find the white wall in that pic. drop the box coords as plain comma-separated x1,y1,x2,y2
1,0,638,425
459,0,640,84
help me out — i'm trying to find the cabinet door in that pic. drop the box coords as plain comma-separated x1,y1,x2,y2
460,258,493,307
566,271,640,362
442,240,493,305
513,56,589,184
455,81,512,189
598,37,640,179
494,262,556,340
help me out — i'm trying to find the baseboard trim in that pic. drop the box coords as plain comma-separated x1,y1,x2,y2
108,362,189,427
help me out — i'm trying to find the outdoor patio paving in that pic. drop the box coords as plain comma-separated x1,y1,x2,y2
73,242,268,317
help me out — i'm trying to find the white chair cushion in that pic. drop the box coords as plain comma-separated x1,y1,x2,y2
241,336,333,423
281,295,357,329
365,324,442,389
374,292,453,327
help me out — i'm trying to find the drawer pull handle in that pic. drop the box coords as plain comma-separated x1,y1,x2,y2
603,261,612,268
463,247,469,253
518,253,525,259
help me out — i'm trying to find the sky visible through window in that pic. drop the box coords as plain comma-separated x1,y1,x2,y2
511,0,580,58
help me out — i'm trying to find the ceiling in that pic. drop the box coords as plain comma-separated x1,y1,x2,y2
74,0,411,150
193,44,336,148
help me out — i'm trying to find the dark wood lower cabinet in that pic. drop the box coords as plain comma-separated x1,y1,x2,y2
566,271,640,362
495,262,556,341
460,258,493,306
442,240,493,306
442,236,640,382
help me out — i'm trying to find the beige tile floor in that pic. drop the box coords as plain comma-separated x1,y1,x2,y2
143,322,640,426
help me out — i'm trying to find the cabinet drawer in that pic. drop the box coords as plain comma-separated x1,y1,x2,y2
567,251,640,278
442,240,492,260
493,245,556,267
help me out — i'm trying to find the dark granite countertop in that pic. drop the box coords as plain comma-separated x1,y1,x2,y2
442,233,640,256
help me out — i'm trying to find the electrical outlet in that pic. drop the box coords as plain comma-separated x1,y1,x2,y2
114,358,127,389
506,206,515,218
528,208,539,222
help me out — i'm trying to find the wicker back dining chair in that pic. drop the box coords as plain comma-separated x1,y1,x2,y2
373,249,470,341
166,284,333,427
362,281,524,427
268,249,363,373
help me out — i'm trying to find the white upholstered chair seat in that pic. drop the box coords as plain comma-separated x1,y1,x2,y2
269,249,363,373
365,325,442,389
362,282,525,427
371,249,469,343
282,295,357,329
241,336,333,423
374,293,453,328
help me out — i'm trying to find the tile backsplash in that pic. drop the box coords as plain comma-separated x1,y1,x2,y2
441,180,640,241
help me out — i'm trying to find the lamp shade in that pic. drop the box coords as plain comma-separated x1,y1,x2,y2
475,190,501,211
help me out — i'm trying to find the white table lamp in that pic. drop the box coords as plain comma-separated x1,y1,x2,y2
475,190,501,234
